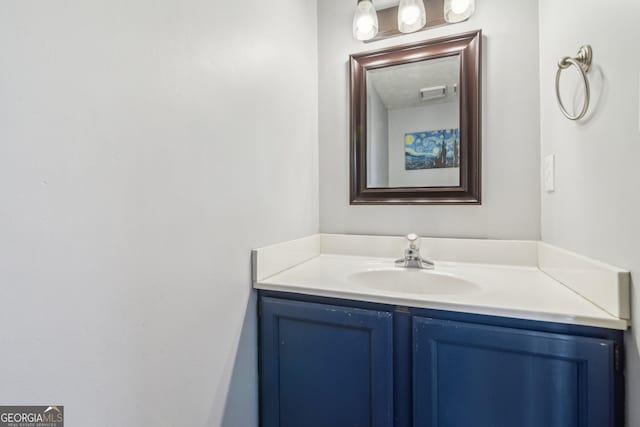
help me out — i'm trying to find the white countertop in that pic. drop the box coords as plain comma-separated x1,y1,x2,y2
256,254,628,330
252,234,630,330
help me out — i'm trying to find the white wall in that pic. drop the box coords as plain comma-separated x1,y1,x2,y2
538,1,640,424
0,0,318,426
387,103,460,187
318,0,541,239
367,88,389,187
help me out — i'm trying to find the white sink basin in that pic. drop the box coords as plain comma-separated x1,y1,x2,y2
348,269,481,296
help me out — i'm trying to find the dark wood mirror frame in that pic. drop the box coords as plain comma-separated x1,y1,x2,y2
350,30,482,205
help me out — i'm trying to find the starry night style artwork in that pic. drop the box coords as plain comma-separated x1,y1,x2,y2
404,129,460,170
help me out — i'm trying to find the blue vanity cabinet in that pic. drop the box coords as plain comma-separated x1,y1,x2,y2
260,297,394,427
259,292,623,427
413,317,616,427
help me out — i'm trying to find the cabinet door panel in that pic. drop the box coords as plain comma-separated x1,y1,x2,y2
261,297,393,427
413,317,615,427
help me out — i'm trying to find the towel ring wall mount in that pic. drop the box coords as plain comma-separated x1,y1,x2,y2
555,45,593,121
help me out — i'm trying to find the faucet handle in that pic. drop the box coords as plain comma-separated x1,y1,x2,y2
406,233,419,249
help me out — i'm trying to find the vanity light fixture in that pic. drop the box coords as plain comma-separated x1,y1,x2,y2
397,0,427,33
352,0,476,42
444,0,475,23
353,0,379,41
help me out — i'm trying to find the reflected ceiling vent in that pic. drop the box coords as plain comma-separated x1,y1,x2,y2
420,85,447,101
419,84,458,101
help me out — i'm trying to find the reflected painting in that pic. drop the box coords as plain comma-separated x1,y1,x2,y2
405,129,460,170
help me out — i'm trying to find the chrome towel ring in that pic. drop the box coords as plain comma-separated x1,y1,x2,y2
555,45,593,121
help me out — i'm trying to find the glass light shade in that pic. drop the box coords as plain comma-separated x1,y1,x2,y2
397,0,426,34
353,0,379,41
444,0,475,23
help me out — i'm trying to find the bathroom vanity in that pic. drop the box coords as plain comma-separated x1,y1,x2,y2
253,234,630,427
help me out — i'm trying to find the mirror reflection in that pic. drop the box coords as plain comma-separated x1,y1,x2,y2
366,55,461,188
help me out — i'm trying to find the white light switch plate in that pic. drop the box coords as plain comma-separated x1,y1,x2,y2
544,154,555,192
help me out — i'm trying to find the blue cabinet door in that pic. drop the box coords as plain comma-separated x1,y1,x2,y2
413,317,615,427
260,297,394,427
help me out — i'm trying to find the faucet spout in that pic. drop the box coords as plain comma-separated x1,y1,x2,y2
395,233,435,269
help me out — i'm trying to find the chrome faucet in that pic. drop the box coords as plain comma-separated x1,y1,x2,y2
395,233,435,269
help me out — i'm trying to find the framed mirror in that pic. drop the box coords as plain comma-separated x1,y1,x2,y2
350,30,481,204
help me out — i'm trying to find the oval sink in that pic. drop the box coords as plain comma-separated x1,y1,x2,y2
348,269,480,296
